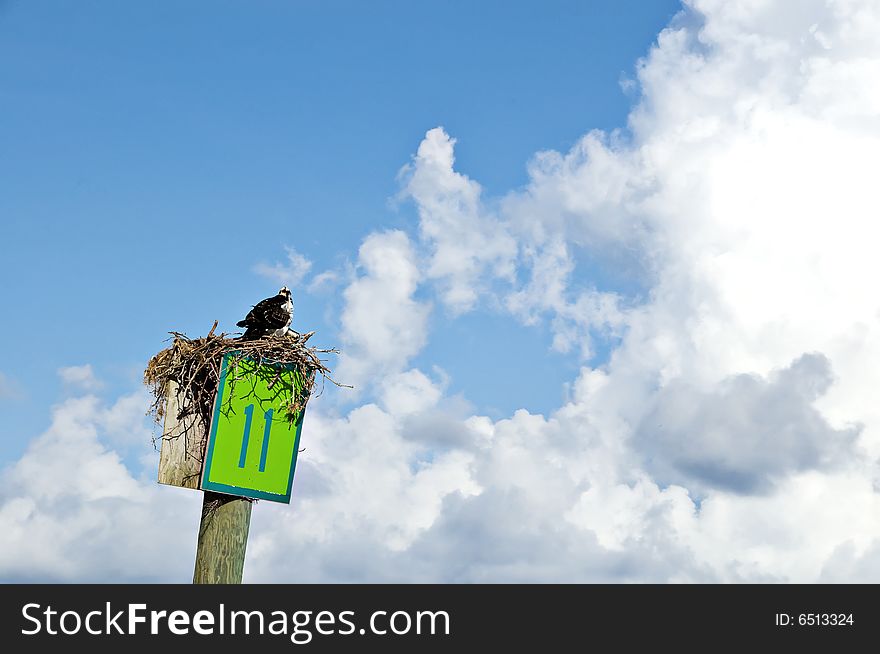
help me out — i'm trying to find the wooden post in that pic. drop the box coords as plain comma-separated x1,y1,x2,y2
157,380,207,490
192,491,253,584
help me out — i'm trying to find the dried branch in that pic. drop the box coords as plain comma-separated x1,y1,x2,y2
144,326,347,442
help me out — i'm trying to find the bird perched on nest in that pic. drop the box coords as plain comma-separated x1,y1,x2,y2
237,286,294,340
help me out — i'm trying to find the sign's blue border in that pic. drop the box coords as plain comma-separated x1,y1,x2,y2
200,351,305,504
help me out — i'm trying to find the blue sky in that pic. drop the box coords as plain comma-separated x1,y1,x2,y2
0,0,678,462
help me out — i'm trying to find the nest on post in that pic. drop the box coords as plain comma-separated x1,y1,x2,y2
144,322,341,452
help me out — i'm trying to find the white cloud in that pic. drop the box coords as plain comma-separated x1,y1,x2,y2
505,238,628,358
307,269,341,293
246,400,483,579
400,127,517,314
635,354,862,495
379,368,444,416
99,388,155,446
58,364,102,391
253,246,313,286
0,391,199,582
820,540,880,582
402,130,631,357
336,230,431,388
319,0,880,580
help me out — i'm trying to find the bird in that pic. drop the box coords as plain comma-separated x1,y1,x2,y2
236,286,294,340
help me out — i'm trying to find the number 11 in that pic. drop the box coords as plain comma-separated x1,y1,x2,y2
238,404,273,472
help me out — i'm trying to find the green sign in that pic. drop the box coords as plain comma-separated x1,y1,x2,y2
201,352,306,503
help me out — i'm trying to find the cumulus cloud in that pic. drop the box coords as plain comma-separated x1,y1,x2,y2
636,353,862,494
400,127,517,314
821,541,880,582
280,0,880,581
402,130,631,358
505,238,628,358
379,368,445,416
58,364,102,391
0,391,199,582
245,400,483,579
336,230,431,387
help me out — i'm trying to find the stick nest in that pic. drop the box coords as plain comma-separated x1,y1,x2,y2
144,325,342,448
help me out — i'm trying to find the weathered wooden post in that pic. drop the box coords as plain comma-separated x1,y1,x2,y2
193,492,252,584
146,327,329,584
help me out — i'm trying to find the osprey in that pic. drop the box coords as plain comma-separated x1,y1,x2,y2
237,286,294,340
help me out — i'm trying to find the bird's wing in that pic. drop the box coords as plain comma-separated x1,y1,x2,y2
237,302,263,326
245,296,289,328
261,300,291,328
